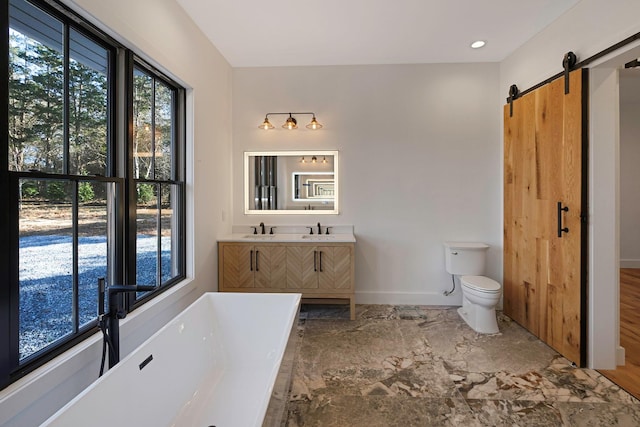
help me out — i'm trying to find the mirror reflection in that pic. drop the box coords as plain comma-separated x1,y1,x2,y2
293,172,334,201
244,151,338,214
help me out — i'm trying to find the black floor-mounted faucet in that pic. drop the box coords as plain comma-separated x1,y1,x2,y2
98,278,155,374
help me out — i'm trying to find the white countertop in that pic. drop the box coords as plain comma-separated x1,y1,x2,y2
220,225,356,243
218,233,355,243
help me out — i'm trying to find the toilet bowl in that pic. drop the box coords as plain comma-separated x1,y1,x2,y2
458,275,501,334
444,242,502,334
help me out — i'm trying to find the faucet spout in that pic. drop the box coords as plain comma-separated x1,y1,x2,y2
317,222,322,235
260,222,266,234
99,278,156,373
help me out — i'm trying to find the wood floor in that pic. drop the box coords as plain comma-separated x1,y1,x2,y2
599,268,640,400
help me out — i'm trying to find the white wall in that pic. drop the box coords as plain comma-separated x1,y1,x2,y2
0,0,232,425
500,0,640,93
232,63,501,305
499,0,640,368
619,70,640,267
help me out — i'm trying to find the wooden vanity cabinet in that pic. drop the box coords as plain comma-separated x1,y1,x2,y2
219,243,286,289
218,242,355,319
285,245,352,291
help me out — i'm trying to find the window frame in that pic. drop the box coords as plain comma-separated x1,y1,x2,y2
0,0,187,389
126,57,186,310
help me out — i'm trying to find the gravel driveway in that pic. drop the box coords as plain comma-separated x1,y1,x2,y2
19,234,170,359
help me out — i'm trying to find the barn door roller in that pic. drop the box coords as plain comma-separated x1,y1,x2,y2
562,51,577,94
507,84,519,117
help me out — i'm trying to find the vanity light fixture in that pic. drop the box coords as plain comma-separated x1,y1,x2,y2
258,112,323,130
300,155,322,163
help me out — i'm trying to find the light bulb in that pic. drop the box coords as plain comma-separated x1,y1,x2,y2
259,117,274,130
283,115,297,129
305,116,323,130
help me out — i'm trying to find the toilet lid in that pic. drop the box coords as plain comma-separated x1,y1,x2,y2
461,275,501,292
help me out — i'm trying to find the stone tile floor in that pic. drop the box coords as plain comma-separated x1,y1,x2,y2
283,305,640,426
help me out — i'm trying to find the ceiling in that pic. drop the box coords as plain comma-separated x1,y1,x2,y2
176,0,581,68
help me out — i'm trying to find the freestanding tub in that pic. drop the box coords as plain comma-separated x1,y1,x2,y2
41,292,301,427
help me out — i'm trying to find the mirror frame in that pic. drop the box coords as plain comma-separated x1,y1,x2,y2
244,150,339,215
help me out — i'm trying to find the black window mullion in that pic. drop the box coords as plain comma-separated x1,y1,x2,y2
62,22,70,175
107,47,121,292
1,0,8,172
107,48,116,178
2,178,20,388
156,183,161,287
150,77,156,181
71,179,79,333
0,0,12,390
171,88,178,182
124,50,137,309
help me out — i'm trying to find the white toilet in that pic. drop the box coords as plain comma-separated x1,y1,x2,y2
444,242,502,334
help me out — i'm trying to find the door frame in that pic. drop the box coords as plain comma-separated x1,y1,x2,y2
587,41,640,368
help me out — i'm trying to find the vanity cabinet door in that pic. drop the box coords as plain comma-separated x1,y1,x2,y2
221,244,254,288
317,246,352,291
286,246,318,289
254,245,287,289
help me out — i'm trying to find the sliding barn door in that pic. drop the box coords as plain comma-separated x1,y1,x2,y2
503,69,587,366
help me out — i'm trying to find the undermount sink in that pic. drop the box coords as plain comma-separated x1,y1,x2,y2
242,234,275,239
301,235,336,240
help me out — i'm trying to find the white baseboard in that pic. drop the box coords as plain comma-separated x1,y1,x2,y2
355,290,462,306
616,345,626,366
620,259,640,268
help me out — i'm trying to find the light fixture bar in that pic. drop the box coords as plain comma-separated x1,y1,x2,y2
258,112,323,130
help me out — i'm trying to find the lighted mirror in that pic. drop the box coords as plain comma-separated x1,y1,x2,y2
244,151,339,215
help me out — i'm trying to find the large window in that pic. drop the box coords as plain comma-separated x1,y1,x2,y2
1,0,186,388
132,67,184,298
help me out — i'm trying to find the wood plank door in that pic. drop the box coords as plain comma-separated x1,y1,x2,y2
503,68,587,366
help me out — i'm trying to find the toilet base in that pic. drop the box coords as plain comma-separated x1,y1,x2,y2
457,305,499,334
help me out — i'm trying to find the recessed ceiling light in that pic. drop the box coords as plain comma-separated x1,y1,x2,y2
470,40,486,49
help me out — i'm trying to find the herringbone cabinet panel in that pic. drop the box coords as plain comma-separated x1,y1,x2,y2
286,246,318,289
222,245,254,288
319,246,352,290
255,246,286,288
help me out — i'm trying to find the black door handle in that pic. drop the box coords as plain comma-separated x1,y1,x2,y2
557,201,569,237
255,250,260,271
250,250,254,271
313,250,317,272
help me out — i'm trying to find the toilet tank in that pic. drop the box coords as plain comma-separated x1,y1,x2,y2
444,242,489,275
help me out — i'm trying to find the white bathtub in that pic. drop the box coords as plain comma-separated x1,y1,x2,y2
41,292,301,427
